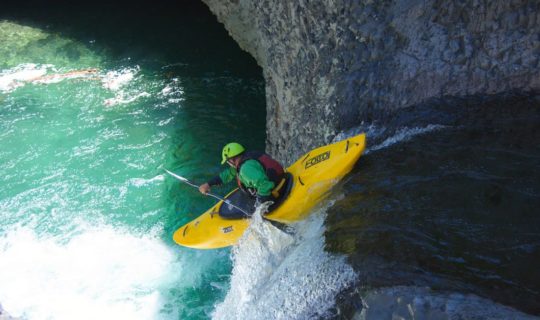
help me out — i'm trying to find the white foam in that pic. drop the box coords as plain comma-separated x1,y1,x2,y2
0,64,104,92
158,78,185,104
101,67,139,91
0,63,51,93
213,202,357,320
103,92,151,107
0,303,16,320
0,225,186,320
367,124,445,153
333,123,446,155
332,123,385,143
99,66,154,107
129,175,165,188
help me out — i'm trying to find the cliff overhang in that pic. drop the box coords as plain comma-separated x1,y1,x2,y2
201,0,539,165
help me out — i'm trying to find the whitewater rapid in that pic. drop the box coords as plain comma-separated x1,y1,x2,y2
0,226,179,319
213,202,356,320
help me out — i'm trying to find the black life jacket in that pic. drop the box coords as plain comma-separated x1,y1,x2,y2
235,151,285,195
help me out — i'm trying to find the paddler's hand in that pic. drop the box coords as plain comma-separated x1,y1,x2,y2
199,183,211,195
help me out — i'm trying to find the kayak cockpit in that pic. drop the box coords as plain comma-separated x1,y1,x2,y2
218,172,294,219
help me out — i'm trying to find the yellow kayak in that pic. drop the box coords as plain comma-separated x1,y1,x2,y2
173,133,366,249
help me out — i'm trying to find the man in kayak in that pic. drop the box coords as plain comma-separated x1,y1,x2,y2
199,142,287,209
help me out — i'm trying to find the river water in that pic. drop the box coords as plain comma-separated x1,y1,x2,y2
0,2,539,320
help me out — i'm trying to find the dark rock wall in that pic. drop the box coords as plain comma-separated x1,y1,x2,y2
202,0,539,165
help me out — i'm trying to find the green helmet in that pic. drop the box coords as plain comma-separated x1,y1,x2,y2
221,142,245,164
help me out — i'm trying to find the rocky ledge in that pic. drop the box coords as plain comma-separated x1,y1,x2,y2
201,0,539,164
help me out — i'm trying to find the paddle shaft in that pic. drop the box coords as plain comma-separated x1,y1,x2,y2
164,169,251,216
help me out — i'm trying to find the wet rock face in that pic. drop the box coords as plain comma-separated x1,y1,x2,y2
201,0,539,165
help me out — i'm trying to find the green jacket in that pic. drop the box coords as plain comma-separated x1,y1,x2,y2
215,160,275,196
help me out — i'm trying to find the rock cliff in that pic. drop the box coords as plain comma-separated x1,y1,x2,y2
201,0,539,164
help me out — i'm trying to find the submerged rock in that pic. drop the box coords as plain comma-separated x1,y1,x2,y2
200,0,539,164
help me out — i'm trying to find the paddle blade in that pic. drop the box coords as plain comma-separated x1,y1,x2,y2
164,169,188,182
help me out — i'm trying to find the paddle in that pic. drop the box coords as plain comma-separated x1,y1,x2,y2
164,169,251,216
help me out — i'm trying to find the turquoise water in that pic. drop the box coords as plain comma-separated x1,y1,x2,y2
1,4,358,319
0,3,267,318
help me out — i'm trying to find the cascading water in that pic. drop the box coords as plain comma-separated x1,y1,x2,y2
213,202,357,320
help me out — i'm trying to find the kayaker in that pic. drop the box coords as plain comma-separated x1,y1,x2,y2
199,142,287,208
